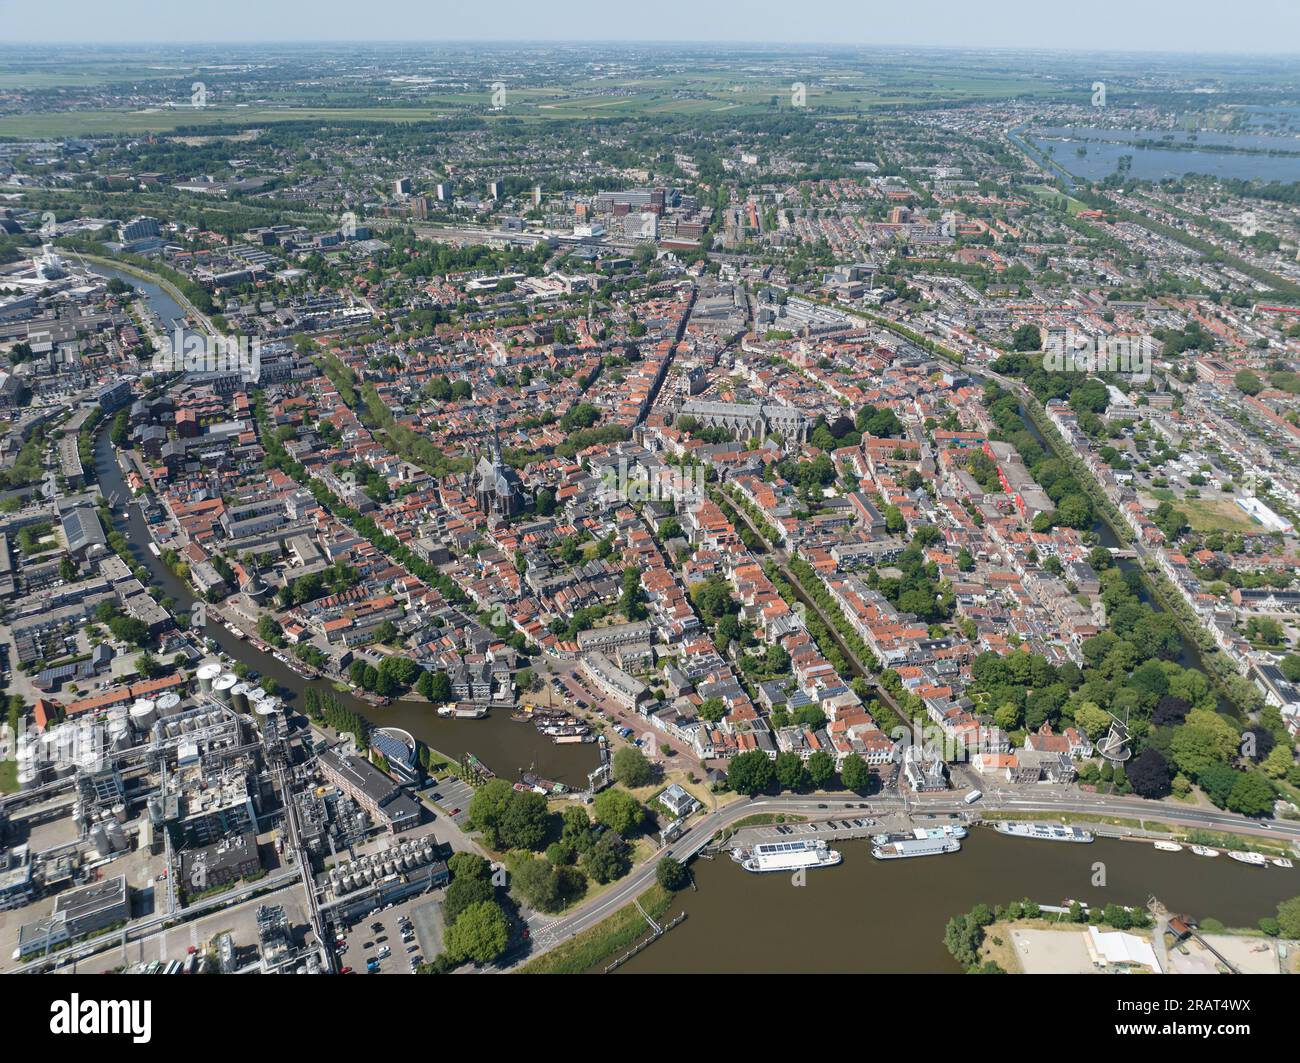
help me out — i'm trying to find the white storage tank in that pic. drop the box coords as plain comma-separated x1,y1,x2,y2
213,673,238,703
130,699,157,731
196,662,222,694
230,683,252,713
155,692,183,718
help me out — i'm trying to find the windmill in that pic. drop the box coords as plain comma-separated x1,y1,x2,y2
1097,708,1132,764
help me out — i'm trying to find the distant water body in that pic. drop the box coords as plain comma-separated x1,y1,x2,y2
1029,125,1300,184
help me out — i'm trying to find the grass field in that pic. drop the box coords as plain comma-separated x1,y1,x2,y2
0,62,1080,138
1163,496,1260,534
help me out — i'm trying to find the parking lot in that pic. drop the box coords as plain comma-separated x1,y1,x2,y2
425,778,474,828
731,807,881,848
333,890,438,975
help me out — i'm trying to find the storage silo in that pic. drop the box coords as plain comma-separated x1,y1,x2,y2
196,662,222,694
212,673,237,704
130,699,157,731
230,683,252,713
155,692,183,718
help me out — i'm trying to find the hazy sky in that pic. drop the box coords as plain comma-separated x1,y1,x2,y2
2,0,1298,54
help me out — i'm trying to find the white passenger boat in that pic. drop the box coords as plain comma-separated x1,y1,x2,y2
1153,841,1182,852
1271,857,1294,869
731,838,841,873
872,825,967,846
871,835,962,860
1226,850,1269,867
1189,845,1219,857
993,821,1094,843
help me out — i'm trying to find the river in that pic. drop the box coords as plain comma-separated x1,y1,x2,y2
91,263,599,787
613,831,1299,973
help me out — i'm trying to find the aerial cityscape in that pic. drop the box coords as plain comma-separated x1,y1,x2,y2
2,2,1300,1003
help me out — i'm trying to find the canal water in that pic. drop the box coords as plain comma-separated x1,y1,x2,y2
614,831,1300,973
92,264,599,787
1015,407,1215,678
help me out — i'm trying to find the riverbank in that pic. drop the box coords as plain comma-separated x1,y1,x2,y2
77,251,217,334
605,831,1300,974
518,885,675,974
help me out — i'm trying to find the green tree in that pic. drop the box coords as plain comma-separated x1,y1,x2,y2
726,749,776,796
499,789,550,850
444,872,495,925
511,857,564,912
1226,771,1275,817
774,750,809,792
612,746,653,788
806,750,835,788
1169,709,1239,779
445,900,510,966
840,754,871,792
592,788,644,836
585,833,630,884
656,855,689,892
1276,895,1300,939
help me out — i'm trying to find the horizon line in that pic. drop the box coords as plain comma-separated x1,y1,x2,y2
1,39,1299,59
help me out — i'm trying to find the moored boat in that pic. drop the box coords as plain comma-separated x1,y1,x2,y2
1226,850,1268,867
993,821,1093,843
1153,841,1182,852
872,836,961,860
1190,845,1219,857
872,825,967,846
732,838,842,873
1271,857,1294,869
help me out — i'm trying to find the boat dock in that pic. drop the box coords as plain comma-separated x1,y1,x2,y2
604,906,688,973
717,810,975,855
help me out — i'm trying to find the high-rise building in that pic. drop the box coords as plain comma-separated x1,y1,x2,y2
393,177,412,197
121,216,161,241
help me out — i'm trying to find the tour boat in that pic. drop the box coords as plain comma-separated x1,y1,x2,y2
872,835,961,860
731,838,842,873
993,821,1094,843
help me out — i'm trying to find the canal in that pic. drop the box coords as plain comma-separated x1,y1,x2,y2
613,831,1299,973
91,263,600,787
1015,406,1218,680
